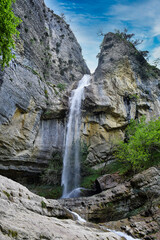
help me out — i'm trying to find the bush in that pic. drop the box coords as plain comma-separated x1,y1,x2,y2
115,117,160,174
80,141,102,189
0,0,22,69
56,83,66,91
42,152,63,186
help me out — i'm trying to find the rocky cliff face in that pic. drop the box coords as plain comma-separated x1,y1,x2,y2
0,1,160,185
0,0,89,180
82,32,160,166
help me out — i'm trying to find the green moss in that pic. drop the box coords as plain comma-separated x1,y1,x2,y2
44,88,48,99
43,110,52,117
27,185,62,199
30,38,34,44
3,190,10,199
81,172,101,189
25,66,43,81
8,229,18,238
41,200,47,208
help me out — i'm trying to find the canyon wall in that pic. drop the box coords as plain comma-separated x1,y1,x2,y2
0,1,160,181
0,0,89,180
82,32,160,166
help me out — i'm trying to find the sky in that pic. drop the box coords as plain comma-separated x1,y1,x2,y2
44,0,160,72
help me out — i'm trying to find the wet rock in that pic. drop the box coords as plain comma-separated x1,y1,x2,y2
0,175,124,240
59,167,160,224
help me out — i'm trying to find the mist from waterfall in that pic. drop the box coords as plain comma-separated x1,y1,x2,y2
61,74,91,198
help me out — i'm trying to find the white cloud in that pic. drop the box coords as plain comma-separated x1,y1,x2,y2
45,0,160,72
152,46,160,58
153,21,160,36
107,0,160,37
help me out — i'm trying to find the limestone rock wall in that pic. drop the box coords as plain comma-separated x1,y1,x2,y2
0,0,89,179
82,32,160,166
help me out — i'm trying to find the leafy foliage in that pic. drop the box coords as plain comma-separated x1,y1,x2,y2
115,117,160,174
0,0,21,69
80,141,102,189
42,152,63,185
114,28,143,46
56,83,66,91
27,184,62,199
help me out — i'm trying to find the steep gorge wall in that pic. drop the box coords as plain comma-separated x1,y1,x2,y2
81,33,160,166
1,2,160,182
0,0,89,180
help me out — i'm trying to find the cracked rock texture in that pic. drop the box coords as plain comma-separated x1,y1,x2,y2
0,0,89,180
81,32,160,165
0,175,123,240
59,166,160,240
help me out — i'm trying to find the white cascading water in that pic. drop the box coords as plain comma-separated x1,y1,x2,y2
61,74,91,198
107,229,141,240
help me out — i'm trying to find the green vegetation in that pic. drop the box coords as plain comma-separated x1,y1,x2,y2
80,141,102,189
8,229,18,238
0,0,22,69
81,170,101,189
44,88,48,99
41,200,47,208
27,184,62,199
114,28,143,47
56,83,66,91
100,161,126,175
3,190,10,199
115,117,160,174
42,153,62,186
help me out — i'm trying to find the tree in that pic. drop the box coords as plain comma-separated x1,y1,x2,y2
115,117,160,174
0,0,21,70
114,28,143,47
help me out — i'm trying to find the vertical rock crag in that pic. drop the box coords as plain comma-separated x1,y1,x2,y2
0,0,89,180
82,32,160,166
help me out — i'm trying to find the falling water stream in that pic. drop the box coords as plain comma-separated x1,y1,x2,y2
61,74,91,198
60,74,141,240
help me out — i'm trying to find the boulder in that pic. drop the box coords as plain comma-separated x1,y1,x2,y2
0,175,124,240
95,173,123,191
59,167,160,223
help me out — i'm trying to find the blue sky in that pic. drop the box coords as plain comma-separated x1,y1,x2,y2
44,0,160,72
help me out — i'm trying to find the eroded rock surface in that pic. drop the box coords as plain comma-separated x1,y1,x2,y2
81,32,160,166
0,0,89,179
0,175,124,240
59,167,160,229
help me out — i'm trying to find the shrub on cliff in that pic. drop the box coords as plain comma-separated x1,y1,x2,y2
0,0,21,69
115,117,160,174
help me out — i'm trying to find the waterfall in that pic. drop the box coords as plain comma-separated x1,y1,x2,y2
106,229,141,240
61,74,91,198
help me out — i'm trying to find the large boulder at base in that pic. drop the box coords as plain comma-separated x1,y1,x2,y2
59,167,160,225
0,175,124,240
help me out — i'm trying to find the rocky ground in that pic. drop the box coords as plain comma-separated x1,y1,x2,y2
0,174,126,240
59,167,160,240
